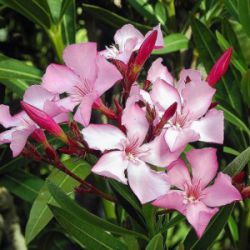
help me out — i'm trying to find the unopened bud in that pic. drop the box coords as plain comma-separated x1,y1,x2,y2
206,48,232,86
21,101,68,143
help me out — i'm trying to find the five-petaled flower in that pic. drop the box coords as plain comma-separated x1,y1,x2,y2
153,148,241,238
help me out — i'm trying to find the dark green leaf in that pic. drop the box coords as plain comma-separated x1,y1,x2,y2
228,215,239,242
238,0,250,37
0,0,51,29
240,70,250,108
145,233,163,250
47,181,147,240
0,54,42,81
184,204,235,250
224,0,239,21
25,159,91,244
152,33,189,55
127,0,156,22
217,105,250,137
223,147,250,176
160,214,185,234
82,3,151,33
0,78,29,96
49,205,128,250
0,169,44,202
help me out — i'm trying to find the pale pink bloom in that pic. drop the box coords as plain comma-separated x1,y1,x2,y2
130,60,224,152
0,85,68,156
153,148,241,238
42,42,122,126
82,102,181,204
100,24,164,63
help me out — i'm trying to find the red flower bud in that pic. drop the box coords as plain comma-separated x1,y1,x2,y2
134,30,157,69
21,101,68,143
242,186,250,199
31,129,47,144
206,48,232,86
154,102,177,136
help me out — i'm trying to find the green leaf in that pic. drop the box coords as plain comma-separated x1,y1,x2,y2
0,0,51,29
155,2,167,25
184,204,235,250
0,169,44,202
191,18,242,114
82,3,151,33
223,147,250,176
145,233,163,250
0,79,29,96
152,33,189,55
240,70,250,108
239,0,250,37
160,214,185,234
223,146,240,156
47,181,147,240
217,105,250,137
224,0,239,21
49,205,128,250
228,215,239,242
0,157,27,175
47,0,62,23
61,0,76,45
0,54,42,81
215,31,247,74
127,0,156,22
25,159,91,244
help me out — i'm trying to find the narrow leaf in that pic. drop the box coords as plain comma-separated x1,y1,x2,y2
238,0,250,37
49,205,128,250
25,159,91,244
153,33,188,55
145,233,163,250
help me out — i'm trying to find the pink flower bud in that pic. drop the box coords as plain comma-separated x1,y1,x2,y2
206,48,232,86
21,101,68,143
31,129,47,144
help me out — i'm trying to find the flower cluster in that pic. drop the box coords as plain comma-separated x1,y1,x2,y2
0,24,241,237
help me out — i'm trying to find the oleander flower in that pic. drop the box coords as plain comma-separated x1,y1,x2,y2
153,148,241,238
82,101,182,204
0,85,68,156
100,24,164,63
129,59,224,152
42,42,122,126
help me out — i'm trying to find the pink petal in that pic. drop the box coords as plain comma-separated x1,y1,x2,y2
201,172,241,207
122,103,149,145
186,202,218,238
114,24,144,52
166,159,192,190
56,97,78,112
181,80,216,120
127,161,170,204
92,151,128,184
145,24,164,49
165,127,199,152
190,108,224,144
82,124,126,152
147,58,173,85
63,42,97,83
73,92,98,126
42,64,80,94
152,190,186,214
94,55,122,96
187,148,218,188
150,79,181,111
23,85,56,110
0,129,15,143
139,132,182,167
177,69,202,94
0,105,21,128
10,126,36,157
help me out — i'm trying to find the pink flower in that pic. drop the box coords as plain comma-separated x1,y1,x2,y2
82,102,181,204
100,24,164,64
130,60,224,152
0,85,68,157
42,42,122,126
153,148,241,238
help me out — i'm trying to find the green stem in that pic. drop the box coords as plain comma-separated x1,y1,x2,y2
48,24,65,63
102,200,116,220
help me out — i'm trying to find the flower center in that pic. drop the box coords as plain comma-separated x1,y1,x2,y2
183,182,201,204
